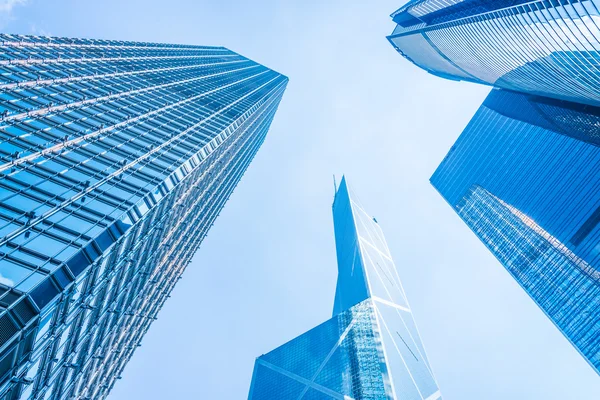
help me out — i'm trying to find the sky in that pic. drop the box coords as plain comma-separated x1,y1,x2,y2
1,0,599,399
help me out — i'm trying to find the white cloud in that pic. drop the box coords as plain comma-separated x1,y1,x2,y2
0,0,27,28
30,22,51,37
0,0,26,13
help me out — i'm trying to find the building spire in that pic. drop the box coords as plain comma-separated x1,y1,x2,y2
333,174,337,196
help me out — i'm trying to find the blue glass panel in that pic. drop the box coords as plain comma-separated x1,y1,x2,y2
251,301,389,400
332,178,369,315
29,278,59,309
249,363,307,400
0,33,288,399
65,251,91,277
388,0,600,106
262,312,344,381
251,177,442,399
51,267,72,290
432,89,600,374
0,259,37,288
94,230,114,252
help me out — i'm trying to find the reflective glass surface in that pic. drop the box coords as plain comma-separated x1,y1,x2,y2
249,178,441,399
250,300,389,400
388,0,600,106
0,33,287,400
431,89,600,374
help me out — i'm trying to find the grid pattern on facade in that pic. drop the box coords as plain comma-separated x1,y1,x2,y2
387,0,600,106
249,178,442,400
431,89,600,374
249,300,389,400
0,33,288,400
332,178,441,400
456,185,600,371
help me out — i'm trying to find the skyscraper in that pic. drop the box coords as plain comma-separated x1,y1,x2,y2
387,1,600,373
249,177,441,400
387,0,600,106
0,34,287,400
431,89,600,374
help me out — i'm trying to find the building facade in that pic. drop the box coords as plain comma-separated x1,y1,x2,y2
431,89,600,374
249,177,441,400
387,0,600,106
0,34,287,400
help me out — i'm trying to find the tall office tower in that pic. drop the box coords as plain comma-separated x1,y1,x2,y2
431,89,600,374
387,0,600,106
249,177,441,400
0,34,287,400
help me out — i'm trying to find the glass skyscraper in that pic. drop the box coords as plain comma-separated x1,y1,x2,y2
0,34,287,400
387,0,600,106
249,177,441,400
387,1,600,374
431,89,600,374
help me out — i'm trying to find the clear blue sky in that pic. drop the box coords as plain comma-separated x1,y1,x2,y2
2,0,599,398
